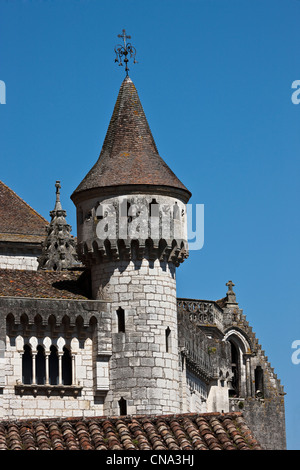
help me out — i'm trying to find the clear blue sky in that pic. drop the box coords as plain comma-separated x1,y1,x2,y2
0,0,299,449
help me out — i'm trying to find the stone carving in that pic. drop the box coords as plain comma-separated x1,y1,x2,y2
225,280,237,305
178,306,214,381
38,181,79,271
177,299,223,330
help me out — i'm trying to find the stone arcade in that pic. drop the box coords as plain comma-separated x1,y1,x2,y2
0,74,286,450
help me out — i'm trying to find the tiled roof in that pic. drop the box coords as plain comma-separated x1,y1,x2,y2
0,413,262,450
0,268,91,300
0,181,48,243
71,77,191,202
215,297,227,308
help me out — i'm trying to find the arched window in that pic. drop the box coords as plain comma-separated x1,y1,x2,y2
62,347,72,385
229,341,240,397
36,345,46,385
255,366,264,398
18,339,77,392
22,344,32,385
49,345,59,385
224,330,252,399
118,397,127,415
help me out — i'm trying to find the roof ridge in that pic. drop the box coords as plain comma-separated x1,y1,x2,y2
0,411,244,425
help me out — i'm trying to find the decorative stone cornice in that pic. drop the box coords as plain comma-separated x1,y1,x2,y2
177,298,224,332
78,237,189,267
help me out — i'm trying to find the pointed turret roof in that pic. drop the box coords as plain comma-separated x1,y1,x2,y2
71,77,191,203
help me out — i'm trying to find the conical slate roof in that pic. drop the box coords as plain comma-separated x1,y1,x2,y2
71,77,191,202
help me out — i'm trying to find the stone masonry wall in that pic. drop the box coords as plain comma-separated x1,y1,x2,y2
91,258,181,416
0,297,111,420
1,337,105,420
0,253,39,271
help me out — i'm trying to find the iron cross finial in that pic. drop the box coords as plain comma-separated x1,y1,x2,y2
114,29,137,76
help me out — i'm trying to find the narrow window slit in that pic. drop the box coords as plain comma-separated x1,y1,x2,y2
117,307,125,333
165,327,171,352
118,397,127,415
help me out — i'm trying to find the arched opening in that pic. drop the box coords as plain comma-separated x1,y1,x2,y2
49,345,59,385
255,366,264,398
36,345,46,385
20,313,29,336
229,341,240,397
117,307,125,333
225,330,252,399
6,313,15,338
62,347,72,385
62,315,71,336
22,344,32,384
34,315,43,336
89,315,98,334
118,397,127,416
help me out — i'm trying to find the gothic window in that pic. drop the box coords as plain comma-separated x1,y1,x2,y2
49,345,59,385
117,307,125,333
36,345,46,385
62,347,72,385
22,344,32,385
229,341,240,397
118,397,127,415
20,343,73,388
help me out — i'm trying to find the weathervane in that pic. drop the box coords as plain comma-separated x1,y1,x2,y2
114,29,137,76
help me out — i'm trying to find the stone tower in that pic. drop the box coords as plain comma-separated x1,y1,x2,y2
71,76,191,416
